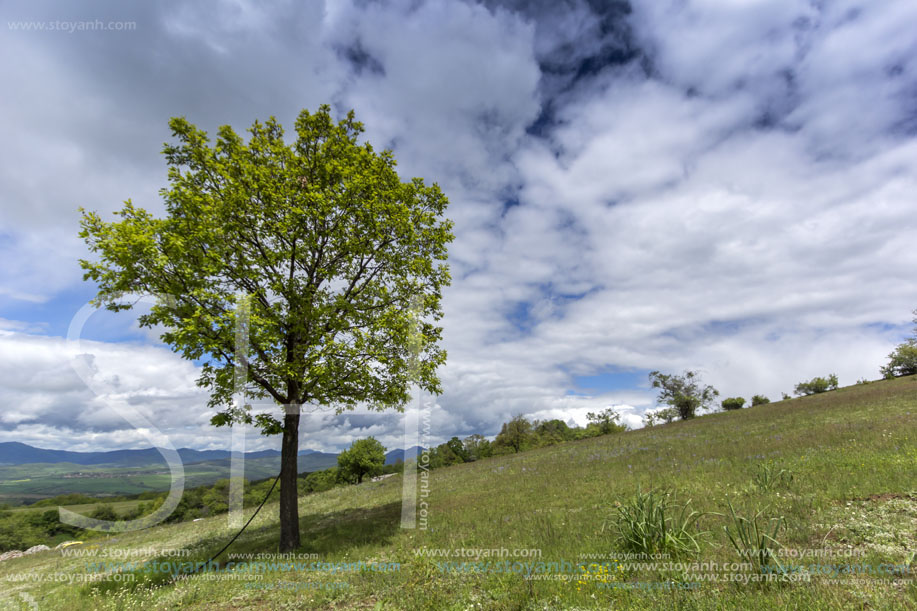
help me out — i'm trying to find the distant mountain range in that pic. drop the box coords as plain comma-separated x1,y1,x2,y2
383,446,425,465
0,442,424,469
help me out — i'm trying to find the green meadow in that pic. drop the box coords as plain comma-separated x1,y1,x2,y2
1,376,915,610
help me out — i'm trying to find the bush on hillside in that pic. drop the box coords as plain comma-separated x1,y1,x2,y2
585,408,627,435
302,468,342,493
793,374,838,396
721,397,746,411
751,395,770,406
89,504,118,522
643,407,679,427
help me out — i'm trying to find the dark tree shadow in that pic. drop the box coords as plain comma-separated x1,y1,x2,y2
210,500,404,559
298,501,403,556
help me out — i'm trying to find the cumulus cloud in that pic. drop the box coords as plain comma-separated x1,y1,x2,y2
1,0,916,452
0,329,209,446
0,328,425,453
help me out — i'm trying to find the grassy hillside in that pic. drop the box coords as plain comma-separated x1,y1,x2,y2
1,376,915,610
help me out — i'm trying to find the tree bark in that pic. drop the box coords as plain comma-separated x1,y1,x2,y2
279,408,301,552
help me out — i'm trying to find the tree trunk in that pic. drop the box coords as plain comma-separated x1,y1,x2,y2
279,408,301,552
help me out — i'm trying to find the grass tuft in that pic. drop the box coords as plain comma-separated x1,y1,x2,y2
752,462,794,491
606,489,708,558
722,502,786,576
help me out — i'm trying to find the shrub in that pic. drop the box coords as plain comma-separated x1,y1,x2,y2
606,490,707,558
793,374,838,396
302,468,340,493
751,395,770,406
643,407,679,427
89,504,118,522
721,397,746,411
0,518,45,553
585,408,627,435
201,479,230,515
120,506,144,521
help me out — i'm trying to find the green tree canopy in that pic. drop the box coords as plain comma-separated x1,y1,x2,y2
462,434,491,461
585,408,626,434
494,415,533,453
535,418,573,444
337,437,387,484
445,436,468,463
721,397,746,411
648,370,719,420
79,105,453,551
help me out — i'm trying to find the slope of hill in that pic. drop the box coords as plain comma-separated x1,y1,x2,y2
1,376,915,609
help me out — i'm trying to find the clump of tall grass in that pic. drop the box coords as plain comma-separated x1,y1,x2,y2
722,502,786,575
752,462,794,491
604,490,707,558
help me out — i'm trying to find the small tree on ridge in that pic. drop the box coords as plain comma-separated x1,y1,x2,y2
648,370,719,421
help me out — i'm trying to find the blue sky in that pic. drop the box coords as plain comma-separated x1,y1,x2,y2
1,0,916,452
568,370,648,397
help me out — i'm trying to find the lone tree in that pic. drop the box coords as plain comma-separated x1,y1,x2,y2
648,370,719,420
881,309,917,378
79,106,453,551
494,415,533,453
337,437,386,484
